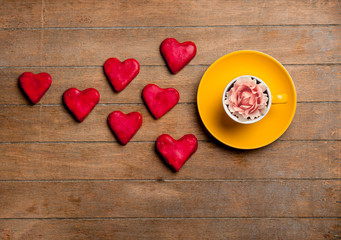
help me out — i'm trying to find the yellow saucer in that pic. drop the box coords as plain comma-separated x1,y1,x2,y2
197,50,297,149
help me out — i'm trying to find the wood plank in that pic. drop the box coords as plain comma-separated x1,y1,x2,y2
1,0,340,28
0,0,42,28
0,181,339,218
43,0,341,27
1,26,340,67
0,103,339,142
283,102,341,140
0,141,339,180
1,218,340,240
1,65,340,105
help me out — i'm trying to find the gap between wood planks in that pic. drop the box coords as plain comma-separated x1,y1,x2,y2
0,178,340,183
0,217,340,220
0,101,340,107
0,139,339,144
1,63,341,69
1,24,340,31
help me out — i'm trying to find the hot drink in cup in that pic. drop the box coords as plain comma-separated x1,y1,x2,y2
222,75,287,124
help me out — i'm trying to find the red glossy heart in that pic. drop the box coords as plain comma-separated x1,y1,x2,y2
156,134,198,172
142,84,179,119
160,38,197,74
63,88,100,122
104,58,140,92
19,72,52,104
108,111,143,145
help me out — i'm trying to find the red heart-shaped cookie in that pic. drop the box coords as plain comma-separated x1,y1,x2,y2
108,111,143,145
156,134,198,172
63,88,100,122
19,72,52,104
104,58,140,92
160,38,197,74
142,84,179,119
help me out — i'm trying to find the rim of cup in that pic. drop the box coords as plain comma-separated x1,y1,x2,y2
222,75,272,124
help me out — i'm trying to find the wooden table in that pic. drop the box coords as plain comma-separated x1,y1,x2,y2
0,1,340,239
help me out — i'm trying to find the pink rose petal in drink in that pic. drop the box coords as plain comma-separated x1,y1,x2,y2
224,77,268,121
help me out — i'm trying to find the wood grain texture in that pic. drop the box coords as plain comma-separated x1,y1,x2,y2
1,0,340,28
0,103,340,142
0,219,340,240
1,1,340,239
1,26,340,67
0,141,339,180
0,0,42,29
0,181,340,218
1,65,340,105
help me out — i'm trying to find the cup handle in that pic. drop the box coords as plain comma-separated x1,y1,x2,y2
272,94,288,104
